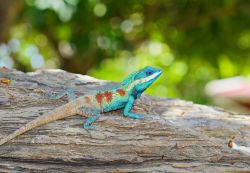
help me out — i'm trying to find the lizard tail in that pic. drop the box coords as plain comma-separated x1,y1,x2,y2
0,101,78,146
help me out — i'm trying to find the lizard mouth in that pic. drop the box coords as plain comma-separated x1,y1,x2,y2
155,71,162,78
150,71,162,80
142,71,162,83
145,71,162,85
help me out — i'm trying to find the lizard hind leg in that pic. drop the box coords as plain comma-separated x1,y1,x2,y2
48,88,76,101
83,114,101,129
80,106,101,129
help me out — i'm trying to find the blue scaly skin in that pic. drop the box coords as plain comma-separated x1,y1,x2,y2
0,66,162,145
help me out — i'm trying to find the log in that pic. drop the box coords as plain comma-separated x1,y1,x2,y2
0,67,249,172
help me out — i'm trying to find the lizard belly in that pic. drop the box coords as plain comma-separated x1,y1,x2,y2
103,100,127,112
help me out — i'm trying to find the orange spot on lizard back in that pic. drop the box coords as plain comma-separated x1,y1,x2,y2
104,91,113,102
95,93,103,105
117,89,126,96
83,96,91,104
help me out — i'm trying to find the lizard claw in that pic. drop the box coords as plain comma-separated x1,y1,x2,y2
83,124,97,129
133,114,144,119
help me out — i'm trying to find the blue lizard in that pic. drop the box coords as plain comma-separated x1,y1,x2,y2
0,66,162,145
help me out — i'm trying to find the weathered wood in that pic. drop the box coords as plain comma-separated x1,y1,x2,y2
0,68,249,172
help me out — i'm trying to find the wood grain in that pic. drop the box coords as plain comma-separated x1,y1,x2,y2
0,68,249,172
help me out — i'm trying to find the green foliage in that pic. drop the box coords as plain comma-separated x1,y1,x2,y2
1,0,250,104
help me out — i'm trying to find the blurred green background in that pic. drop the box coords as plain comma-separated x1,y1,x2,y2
0,0,250,105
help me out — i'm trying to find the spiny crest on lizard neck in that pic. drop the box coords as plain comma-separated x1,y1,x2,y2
122,66,162,92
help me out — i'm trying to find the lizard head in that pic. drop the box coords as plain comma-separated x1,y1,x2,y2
122,66,162,93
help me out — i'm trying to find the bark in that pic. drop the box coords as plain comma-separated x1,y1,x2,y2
0,67,249,172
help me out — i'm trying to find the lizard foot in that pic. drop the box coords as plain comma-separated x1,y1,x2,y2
124,113,144,119
48,88,76,101
83,124,97,129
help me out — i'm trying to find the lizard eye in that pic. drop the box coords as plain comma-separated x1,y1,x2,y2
146,71,152,76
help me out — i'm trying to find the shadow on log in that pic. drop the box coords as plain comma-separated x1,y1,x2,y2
0,68,249,172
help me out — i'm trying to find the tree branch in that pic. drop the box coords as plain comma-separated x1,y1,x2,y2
0,68,249,172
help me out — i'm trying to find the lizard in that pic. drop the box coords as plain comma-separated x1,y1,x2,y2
0,66,162,145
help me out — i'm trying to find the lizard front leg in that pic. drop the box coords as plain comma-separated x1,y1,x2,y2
123,96,144,119
48,88,76,101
